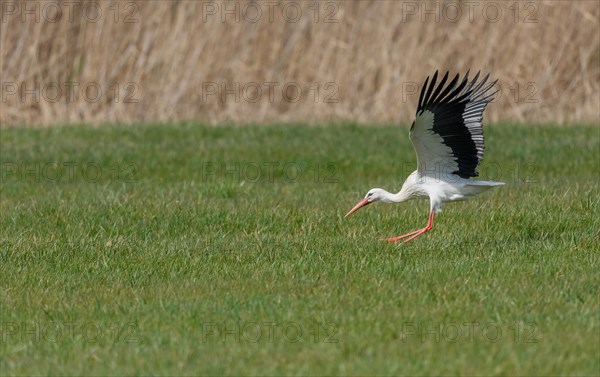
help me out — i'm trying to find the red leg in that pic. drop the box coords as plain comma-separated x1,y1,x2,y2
383,211,435,243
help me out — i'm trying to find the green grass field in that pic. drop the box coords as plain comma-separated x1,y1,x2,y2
1,123,598,375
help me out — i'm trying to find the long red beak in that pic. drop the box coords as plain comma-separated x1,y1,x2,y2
345,198,370,218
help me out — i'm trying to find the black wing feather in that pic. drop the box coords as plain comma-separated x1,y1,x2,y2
421,70,439,111
415,70,497,178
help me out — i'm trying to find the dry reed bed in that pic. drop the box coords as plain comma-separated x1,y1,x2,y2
1,0,599,127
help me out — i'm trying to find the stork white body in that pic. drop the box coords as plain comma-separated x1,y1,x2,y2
345,70,504,243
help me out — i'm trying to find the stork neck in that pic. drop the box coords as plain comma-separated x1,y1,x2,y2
383,189,411,203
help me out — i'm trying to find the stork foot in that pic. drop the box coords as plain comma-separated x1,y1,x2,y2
382,211,435,244
381,229,422,242
401,226,432,243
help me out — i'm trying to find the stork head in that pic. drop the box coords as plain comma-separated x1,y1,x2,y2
345,188,386,218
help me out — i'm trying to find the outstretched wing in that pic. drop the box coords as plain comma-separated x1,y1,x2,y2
409,70,497,178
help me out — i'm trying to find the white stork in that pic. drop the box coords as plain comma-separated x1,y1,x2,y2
345,70,504,243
